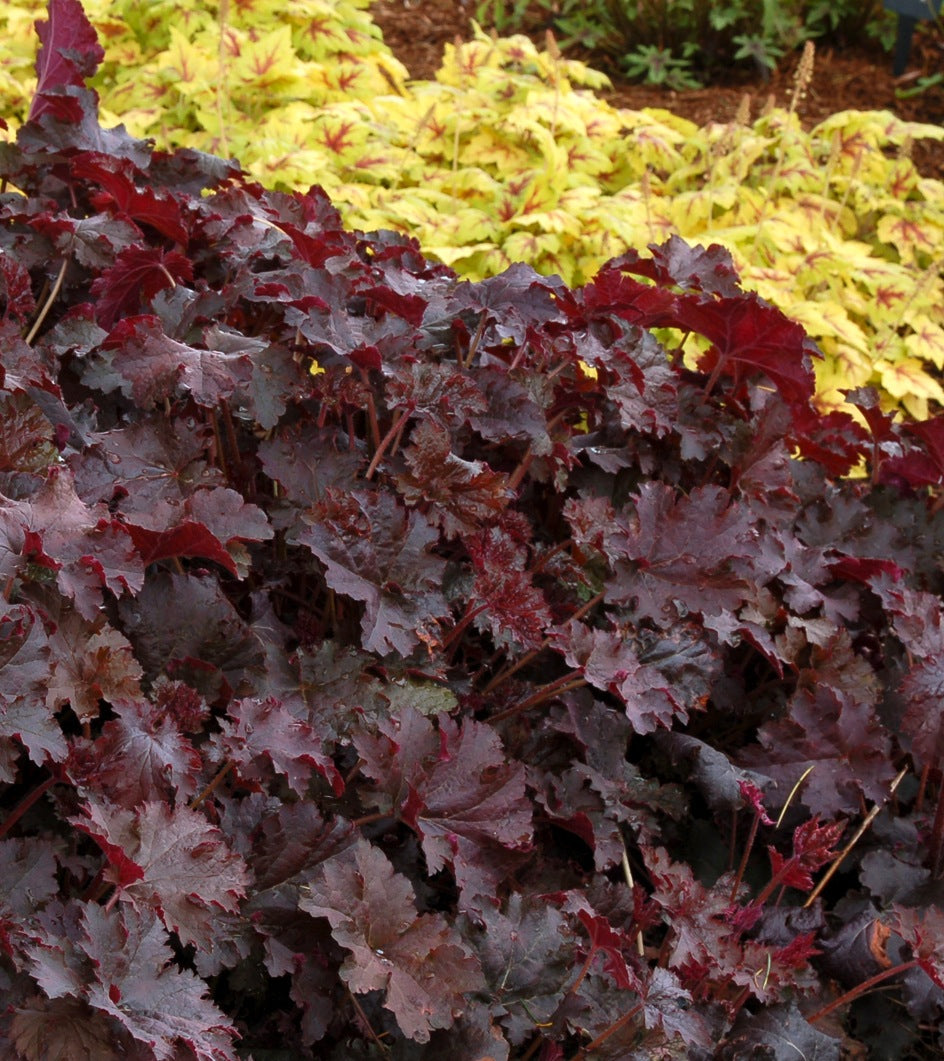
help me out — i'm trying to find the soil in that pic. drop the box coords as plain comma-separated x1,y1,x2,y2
370,0,944,179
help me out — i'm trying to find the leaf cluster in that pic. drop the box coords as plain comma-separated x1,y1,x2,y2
4,6,942,419
4,4,944,1058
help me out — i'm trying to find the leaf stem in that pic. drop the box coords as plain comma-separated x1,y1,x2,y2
573,1002,644,1058
729,811,760,902
806,960,919,1025
804,765,908,907
566,949,596,997
0,774,57,839
929,763,944,878
220,399,241,478
365,407,411,480
441,601,489,662
360,373,381,452
351,811,392,828
190,760,234,809
505,447,534,494
25,258,68,345
482,591,604,695
208,409,229,479
489,671,586,723
347,986,389,1053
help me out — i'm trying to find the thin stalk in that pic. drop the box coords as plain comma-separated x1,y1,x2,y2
351,811,391,828
25,258,68,345
916,760,930,814
489,671,587,724
190,761,234,809
365,407,411,481
518,1032,544,1061
729,812,761,902
506,448,534,494
208,409,229,479
220,400,241,476
461,310,488,369
347,987,389,1054
482,591,604,695
620,835,645,957
0,775,57,839
807,960,920,1025
566,950,596,998
81,867,109,904
359,371,381,451
805,766,908,907
573,1002,644,1058
216,0,231,159
929,767,944,878
440,601,489,662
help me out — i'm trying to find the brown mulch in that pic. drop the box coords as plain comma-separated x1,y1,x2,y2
370,0,944,179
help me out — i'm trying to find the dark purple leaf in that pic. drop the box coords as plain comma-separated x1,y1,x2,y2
354,706,532,901
293,490,449,656
299,838,484,1042
214,695,343,797
79,903,239,1059
73,800,248,950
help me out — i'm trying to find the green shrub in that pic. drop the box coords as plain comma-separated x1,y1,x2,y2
478,0,898,87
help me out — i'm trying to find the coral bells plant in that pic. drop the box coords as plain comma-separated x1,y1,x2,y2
4,2,944,1058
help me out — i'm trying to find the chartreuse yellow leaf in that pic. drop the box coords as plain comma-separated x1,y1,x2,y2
155,25,215,97
229,26,302,94
905,317,944,369
876,355,944,411
876,209,944,266
785,302,870,356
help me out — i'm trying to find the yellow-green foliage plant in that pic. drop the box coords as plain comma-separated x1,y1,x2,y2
3,4,944,418
0,0,410,168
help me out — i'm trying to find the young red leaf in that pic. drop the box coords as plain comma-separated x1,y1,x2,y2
0,252,37,324
10,995,124,1061
0,466,143,619
65,697,202,808
0,604,64,776
466,523,552,651
642,845,741,972
90,250,193,330
606,482,769,626
294,490,449,656
45,607,143,721
576,907,637,990
85,315,252,407
550,620,714,733
70,156,190,245
397,420,510,538
28,0,104,124
767,817,845,893
127,521,238,576
614,235,743,296
890,905,944,989
463,893,578,1045
685,294,818,405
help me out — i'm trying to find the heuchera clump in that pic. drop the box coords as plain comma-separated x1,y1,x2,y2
1,2,944,1057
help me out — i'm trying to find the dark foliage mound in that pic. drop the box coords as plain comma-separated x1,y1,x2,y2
1,2,944,1058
